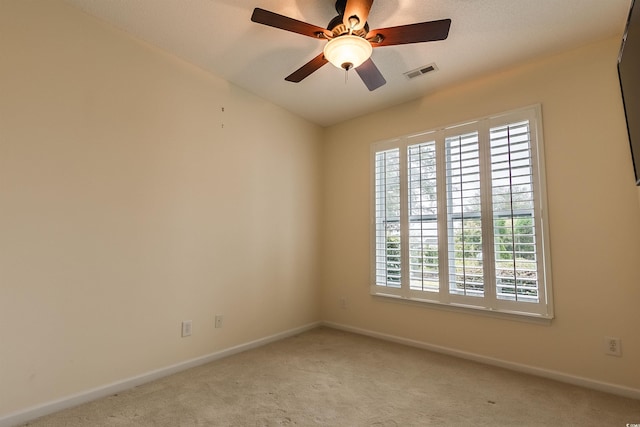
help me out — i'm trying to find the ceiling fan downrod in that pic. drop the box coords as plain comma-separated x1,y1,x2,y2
335,0,348,16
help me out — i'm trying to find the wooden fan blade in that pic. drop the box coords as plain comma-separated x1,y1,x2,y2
355,58,386,91
251,8,329,39
285,53,329,83
368,19,451,47
343,0,374,31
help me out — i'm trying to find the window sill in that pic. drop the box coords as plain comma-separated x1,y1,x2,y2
371,292,553,325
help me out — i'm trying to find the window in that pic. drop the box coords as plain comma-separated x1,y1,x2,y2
372,105,553,319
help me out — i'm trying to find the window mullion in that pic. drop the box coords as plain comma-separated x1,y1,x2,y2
399,140,411,297
478,119,497,307
435,131,450,303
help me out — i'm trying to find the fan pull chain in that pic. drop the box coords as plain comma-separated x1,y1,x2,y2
345,28,353,86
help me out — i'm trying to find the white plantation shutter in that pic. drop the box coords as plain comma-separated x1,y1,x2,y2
407,141,439,293
371,105,553,320
489,120,539,303
445,131,484,298
374,148,402,288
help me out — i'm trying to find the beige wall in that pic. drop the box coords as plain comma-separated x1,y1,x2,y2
321,38,640,390
0,0,322,416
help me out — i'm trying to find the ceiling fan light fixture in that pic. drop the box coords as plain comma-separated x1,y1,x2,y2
323,35,372,70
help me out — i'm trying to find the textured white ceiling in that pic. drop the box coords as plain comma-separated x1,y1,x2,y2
64,0,631,127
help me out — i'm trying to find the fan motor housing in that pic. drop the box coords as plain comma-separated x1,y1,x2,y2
327,15,369,38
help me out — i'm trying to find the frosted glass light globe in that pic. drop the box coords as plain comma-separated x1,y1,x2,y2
323,35,372,70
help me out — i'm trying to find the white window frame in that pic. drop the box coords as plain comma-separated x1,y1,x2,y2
370,105,554,321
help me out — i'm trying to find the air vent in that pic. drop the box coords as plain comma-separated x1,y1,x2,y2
404,63,438,80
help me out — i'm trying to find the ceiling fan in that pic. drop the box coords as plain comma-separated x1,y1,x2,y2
250,0,451,91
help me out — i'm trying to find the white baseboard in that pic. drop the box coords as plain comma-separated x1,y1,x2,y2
4,319,637,427
322,321,640,400
0,321,321,427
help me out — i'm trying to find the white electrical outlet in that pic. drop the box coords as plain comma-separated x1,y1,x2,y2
181,320,192,337
340,297,348,309
604,336,621,356
215,315,224,329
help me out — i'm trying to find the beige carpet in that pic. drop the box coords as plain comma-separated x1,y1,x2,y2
22,327,640,426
